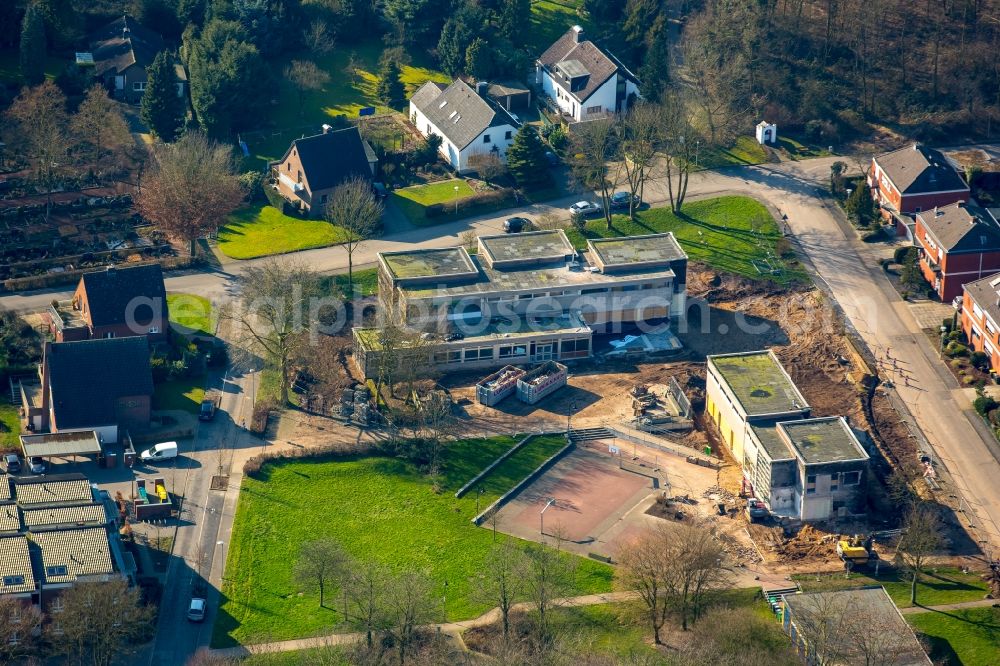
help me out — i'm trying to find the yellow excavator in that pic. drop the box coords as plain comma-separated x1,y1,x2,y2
836,534,876,568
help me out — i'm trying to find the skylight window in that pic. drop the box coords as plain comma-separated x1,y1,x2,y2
453,114,461,123
46,565,68,577
449,110,457,119
439,100,448,108
3,575,24,586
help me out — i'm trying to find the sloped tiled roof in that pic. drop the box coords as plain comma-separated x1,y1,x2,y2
963,273,1000,327
44,337,153,430
874,144,969,195
23,504,107,530
88,15,165,78
0,535,36,595
14,475,94,508
32,527,115,584
277,127,375,196
79,264,166,328
538,27,638,104
917,202,1000,253
0,476,12,503
409,79,520,150
0,504,21,533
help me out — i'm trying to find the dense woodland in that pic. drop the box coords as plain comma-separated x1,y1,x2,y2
3,0,1000,145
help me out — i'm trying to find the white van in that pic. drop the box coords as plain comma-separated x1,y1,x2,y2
140,441,178,463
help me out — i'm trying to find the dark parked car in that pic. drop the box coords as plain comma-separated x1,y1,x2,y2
504,217,529,233
199,399,216,421
610,191,640,210
3,453,20,474
29,456,46,474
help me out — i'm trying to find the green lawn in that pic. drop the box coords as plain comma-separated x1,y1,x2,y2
0,48,65,86
0,403,20,451
698,136,770,170
793,567,990,609
909,607,1000,666
218,205,350,260
167,294,214,337
528,0,591,54
152,378,206,414
244,44,450,162
389,179,476,225
331,268,379,298
775,135,833,161
256,368,283,407
443,434,567,504
564,196,806,283
213,436,612,647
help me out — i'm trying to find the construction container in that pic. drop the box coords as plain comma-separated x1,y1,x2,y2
516,361,568,405
476,365,527,406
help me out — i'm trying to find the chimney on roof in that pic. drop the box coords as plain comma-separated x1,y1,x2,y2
572,25,584,43
913,143,919,151
321,124,332,134
105,265,116,275
475,81,489,97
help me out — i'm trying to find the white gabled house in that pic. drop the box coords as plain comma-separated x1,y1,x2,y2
409,79,521,173
536,25,640,122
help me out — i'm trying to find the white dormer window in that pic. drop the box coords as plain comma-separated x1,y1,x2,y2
439,100,448,108
453,114,461,123
449,110,457,119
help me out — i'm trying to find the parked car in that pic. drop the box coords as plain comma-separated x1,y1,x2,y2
198,396,217,422
3,453,21,474
443,331,464,342
187,597,206,622
610,191,640,210
569,201,602,217
140,441,179,463
544,150,560,166
29,456,46,474
504,216,529,233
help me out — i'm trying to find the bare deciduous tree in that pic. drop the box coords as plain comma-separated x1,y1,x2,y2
136,131,245,256
302,19,336,55
4,81,69,219
325,175,383,296
286,60,332,116
520,543,575,637
468,152,507,185
71,84,130,170
569,118,619,230
474,540,526,641
342,560,391,649
618,103,661,219
385,570,438,665
295,538,349,608
897,502,944,605
679,606,799,666
0,596,43,662
659,95,701,213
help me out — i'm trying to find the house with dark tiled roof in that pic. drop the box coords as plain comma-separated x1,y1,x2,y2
83,14,186,104
409,79,522,173
868,144,970,218
914,201,1000,302
24,337,154,444
49,264,168,342
269,125,378,217
960,272,1000,370
536,25,640,122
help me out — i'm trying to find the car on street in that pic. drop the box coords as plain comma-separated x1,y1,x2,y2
199,399,216,421
186,597,206,622
610,191,640,210
504,216,529,233
29,456,46,474
569,201,602,217
3,453,21,474
140,441,179,463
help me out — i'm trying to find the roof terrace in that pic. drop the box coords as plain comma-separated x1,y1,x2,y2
708,350,809,417
778,417,869,465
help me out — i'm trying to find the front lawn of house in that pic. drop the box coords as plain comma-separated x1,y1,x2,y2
793,566,990,609
152,378,206,414
389,178,477,225
212,435,613,647
167,294,214,337
909,607,1000,666
0,403,20,450
697,136,770,170
218,205,350,260
564,195,807,283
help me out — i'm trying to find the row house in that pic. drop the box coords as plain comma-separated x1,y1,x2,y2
961,272,1000,370
914,201,1000,303
869,144,970,219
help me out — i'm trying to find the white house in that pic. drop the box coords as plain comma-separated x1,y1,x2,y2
409,79,521,173
536,25,640,122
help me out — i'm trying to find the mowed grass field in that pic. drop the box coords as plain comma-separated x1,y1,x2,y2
564,196,806,283
389,179,476,225
167,293,214,336
218,204,350,259
213,435,612,646
0,403,20,450
909,607,1000,666
794,567,990,609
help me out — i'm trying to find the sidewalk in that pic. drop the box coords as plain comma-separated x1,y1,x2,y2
898,597,999,615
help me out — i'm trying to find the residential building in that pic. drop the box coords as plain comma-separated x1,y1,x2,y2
409,79,521,172
745,417,869,521
914,201,1000,302
536,25,640,123
48,264,168,343
960,272,1000,370
868,144,970,217
83,15,186,104
0,474,135,611
782,587,931,665
705,350,811,465
353,230,688,377
486,81,532,112
20,337,154,443
270,125,378,216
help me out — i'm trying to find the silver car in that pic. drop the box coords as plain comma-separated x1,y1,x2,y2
569,201,602,217
187,597,206,622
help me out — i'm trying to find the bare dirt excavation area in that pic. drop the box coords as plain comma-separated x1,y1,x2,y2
438,266,948,574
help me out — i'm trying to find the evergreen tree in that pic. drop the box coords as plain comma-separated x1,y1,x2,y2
376,58,404,108
638,26,669,102
20,2,46,86
845,182,877,227
142,51,186,142
506,125,550,189
437,19,470,76
497,0,530,45
465,38,494,81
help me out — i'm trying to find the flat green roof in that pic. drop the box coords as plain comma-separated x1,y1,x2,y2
588,233,686,271
709,350,809,416
750,425,793,461
478,230,575,268
379,247,478,282
778,417,868,465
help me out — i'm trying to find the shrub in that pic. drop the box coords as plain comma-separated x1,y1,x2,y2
963,375,977,385
973,395,998,416
971,350,990,370
547,126,568,150
861,228,884,242
570,210,586,233
776,237,795,258
945,341,968,357
950,359,964,368
947,330,963,342
894,246,915,264
424,188,517,219
989,409,1000,427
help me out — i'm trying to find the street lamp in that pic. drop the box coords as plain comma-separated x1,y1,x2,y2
216,540,226,579
540,497,556,536
567,399,578,436
940,325,948,352
476,486,485,514
454,185,460,214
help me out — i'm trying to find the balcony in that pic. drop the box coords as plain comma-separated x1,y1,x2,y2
47,300,89,337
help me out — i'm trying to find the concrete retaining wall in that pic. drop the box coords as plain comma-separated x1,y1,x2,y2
472,437,575,525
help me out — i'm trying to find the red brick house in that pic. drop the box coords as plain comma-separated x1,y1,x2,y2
914,201,1000,303
869,144,970,221
23,337,154,444
49,265,168,343
269,125,378,217
961,272,1000,370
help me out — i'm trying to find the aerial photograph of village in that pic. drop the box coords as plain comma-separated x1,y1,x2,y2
3,1,1000,665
